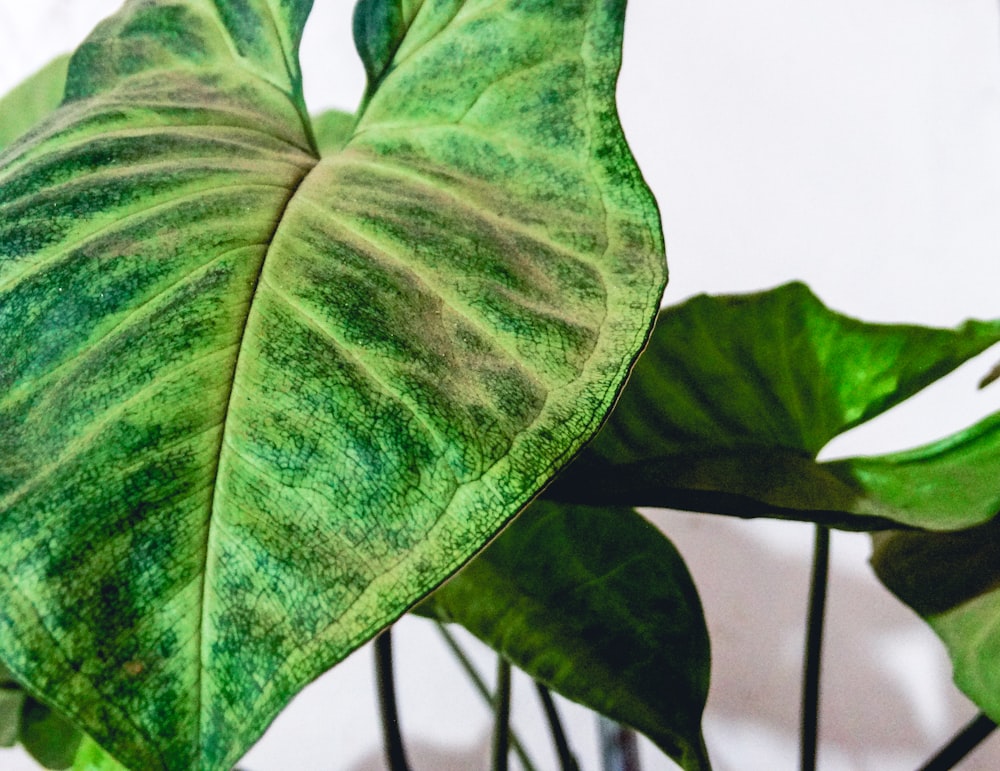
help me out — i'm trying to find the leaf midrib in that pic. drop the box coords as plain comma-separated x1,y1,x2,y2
195,142,319,769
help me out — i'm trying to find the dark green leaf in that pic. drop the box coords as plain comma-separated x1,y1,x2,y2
353,0,424,102
20,699,83,770
873,520,1000,724
0,0,664,768
0,54,70,151
0,664,81,768
417,501,711,771
546,283,1000,530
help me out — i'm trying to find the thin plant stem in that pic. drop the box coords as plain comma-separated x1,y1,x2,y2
598,715,641,771
434,622,538,771
535,683,580,771
374,628,412,771
491,656,512,771
919,712,998,771
800,525,830,771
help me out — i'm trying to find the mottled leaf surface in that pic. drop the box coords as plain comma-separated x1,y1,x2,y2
0,55,71,151
546,283,1000,530
0,0,664,768
417,501,710,770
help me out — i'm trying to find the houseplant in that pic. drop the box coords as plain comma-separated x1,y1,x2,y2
1,1,1000,771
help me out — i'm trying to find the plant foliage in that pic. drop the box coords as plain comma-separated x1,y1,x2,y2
0,0,663,767
2,2,1000,771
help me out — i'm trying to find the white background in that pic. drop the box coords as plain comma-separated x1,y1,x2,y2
2,0,1000,769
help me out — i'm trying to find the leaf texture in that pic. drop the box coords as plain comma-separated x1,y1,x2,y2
0,0,664,767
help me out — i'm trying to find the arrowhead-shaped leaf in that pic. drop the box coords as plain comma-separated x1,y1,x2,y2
417,501,711,771
0,1,664,768
546,282,1000,530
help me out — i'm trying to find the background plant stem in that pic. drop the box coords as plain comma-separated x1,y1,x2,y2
800,525,830,771
434,622,538,771
535,683,579,771
374,628,411,771
919,712,997,771
491,657,512,771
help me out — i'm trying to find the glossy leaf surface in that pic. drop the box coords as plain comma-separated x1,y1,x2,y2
417,501,711,771
0,0,664,767
546,283,1000,530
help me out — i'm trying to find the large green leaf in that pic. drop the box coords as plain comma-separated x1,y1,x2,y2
417,501,711,771
545,283,1000,530
0,0,664,768
0,55,71,151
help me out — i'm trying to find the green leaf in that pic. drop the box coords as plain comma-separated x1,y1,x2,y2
0,54,71,151
0,1,664,768
872,520,1000,724
311,108,355,155
546,282,1000,530
353,0,423,102
417,501,711,771
0,683,24,748
0,664,82,768
73,736,129,771
20,699,83,770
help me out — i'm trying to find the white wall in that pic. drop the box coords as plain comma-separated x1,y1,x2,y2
2,1,1000,769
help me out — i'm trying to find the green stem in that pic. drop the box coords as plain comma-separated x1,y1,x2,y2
918,712,997,771
800,525,830,771
597,715,641,771
535,683,579,771
374,628,411,771
434,622,539,771
491,657,512,771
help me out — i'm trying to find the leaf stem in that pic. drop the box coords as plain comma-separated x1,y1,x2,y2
374,628,411,771
918,712,997,771
597,715,641,771
434,622,538,771
535,683,580,771
491,657,512,771
800,525,830,771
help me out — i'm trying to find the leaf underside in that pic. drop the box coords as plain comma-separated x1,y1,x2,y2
417,500,711,771
872,515,1000,725
0,0,665,768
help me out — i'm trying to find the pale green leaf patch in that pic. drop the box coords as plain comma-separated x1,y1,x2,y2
0,54,71,152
